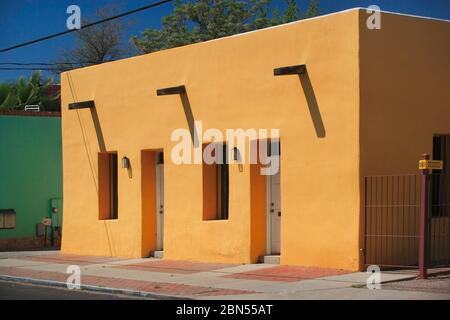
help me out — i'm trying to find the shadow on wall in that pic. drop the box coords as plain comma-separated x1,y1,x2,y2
90,107,106,152
65,71,114,257
180,92,200,147
298,69,326,138
126,159,133,179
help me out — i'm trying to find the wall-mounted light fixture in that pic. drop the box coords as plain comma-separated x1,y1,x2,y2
233,147,239,161
232,147,244,173
122,156,130,169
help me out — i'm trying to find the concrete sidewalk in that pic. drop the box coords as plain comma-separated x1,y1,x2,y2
0,251,448,300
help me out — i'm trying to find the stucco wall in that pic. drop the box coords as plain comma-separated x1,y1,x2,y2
0,114,62,249
360,12,450,175
61,10,361,269
359,12,450,267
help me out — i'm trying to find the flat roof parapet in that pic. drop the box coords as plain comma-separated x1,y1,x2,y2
0,110,61,117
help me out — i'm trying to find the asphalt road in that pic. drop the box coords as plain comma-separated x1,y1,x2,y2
0,280,150,300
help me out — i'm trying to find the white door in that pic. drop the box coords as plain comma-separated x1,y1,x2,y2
156,163,164,250
268,164,281,254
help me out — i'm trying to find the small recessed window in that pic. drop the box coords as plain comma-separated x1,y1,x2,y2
98,152,118,220
203,143,229,220
431,135,449,217
157,152,164,164
0,209,16,229
268,139,281,156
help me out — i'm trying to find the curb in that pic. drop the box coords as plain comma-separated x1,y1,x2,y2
426,269,450,278
349,275,418,289
379,275,418,284
0,274,193,300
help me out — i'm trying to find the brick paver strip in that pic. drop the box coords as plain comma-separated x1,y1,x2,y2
17,254,124,265
223,265,351,282
0,266,255,297
114,260,238,274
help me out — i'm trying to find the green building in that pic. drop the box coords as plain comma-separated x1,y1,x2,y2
0,111,62,251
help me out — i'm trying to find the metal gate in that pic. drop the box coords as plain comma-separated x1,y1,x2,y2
363,172,450,271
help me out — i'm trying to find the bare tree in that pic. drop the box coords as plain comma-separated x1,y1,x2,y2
54,5,135,73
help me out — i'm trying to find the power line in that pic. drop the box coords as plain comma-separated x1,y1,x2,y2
0,67,60,71
0,61,114,66
0,0,173,54
0,63,72,66
0,60,116,71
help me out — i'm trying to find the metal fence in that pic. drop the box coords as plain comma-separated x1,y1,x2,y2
363,173,450,270
364,175,421,268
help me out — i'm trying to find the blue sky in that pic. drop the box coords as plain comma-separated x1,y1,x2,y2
0,0,449,82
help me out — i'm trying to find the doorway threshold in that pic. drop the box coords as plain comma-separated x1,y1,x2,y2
151,251,164,259
262,255,280,264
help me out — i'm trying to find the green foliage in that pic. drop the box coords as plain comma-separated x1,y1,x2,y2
0,83,17,110
0,72,60,111
132,0,319,53
302,0,318,18
283,0,299,23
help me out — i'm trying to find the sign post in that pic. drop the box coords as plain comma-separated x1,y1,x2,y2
41,218,52,248
418,154,432,279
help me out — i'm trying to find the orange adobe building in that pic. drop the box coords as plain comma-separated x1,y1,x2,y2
60,9,450,271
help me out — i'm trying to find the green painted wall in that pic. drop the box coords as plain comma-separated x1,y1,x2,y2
0,115,62,239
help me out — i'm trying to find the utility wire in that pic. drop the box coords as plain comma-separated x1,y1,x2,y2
0,67,61,71
0,0,173,54
0,61,114,66
0,60,115,70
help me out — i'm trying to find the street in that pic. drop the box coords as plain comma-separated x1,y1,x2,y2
0,251,449,300
0,280,148,300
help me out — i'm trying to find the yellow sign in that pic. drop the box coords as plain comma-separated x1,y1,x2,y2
419,160,443,170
